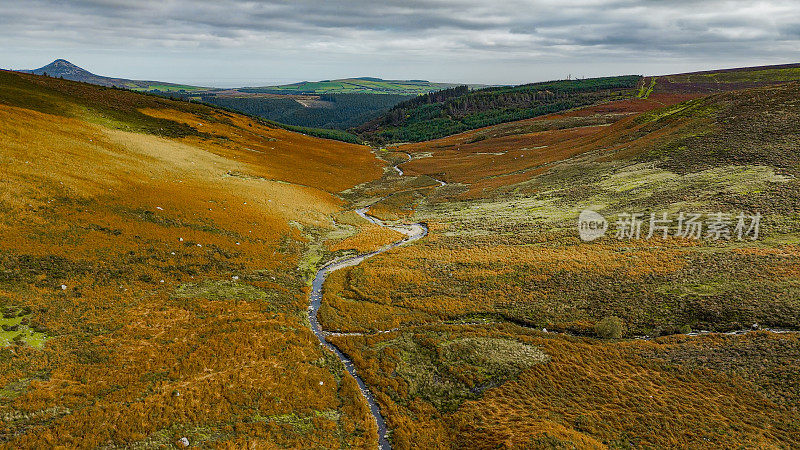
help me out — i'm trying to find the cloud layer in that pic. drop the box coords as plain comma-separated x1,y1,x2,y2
1,0,798,85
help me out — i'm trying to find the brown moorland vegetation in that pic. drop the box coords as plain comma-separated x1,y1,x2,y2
647,62,800,94
393,94,699,198
319,81,800,447
330,325,800,449
4,66,800,449
0,70,386,447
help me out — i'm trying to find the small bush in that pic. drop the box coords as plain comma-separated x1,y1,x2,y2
594,316,625,339
11,334,25,345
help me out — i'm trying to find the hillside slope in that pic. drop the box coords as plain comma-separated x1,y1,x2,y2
639,62,800,95
355,63,800,145
322,82,800,447
21,59,208,92
189,92,414,131
0,70,388,447
14,61,435,136
354,75,642,144
241,77,482,95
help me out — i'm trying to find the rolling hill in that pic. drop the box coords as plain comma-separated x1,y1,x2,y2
189,77,486,132
355,62,800,145
4,63,800,449
353,75,642,143
0,69,391,447
324,78,800,447
240,77,483,95
644,62,800,95
20,59,209,92
14,60,477,136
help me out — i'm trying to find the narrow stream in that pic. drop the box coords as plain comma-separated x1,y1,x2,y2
309,153,796,449
308,188,427,449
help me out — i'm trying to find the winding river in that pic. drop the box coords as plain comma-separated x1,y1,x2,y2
307,156,427,449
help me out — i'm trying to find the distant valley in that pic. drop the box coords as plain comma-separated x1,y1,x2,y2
3,59,800,449
14,59,800,147
13,60,478,135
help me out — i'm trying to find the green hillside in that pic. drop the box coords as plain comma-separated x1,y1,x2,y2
241,77,481,95
354,75,642,144
644,62,800,94
187,92,413,131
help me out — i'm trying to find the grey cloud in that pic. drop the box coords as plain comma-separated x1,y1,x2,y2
0,0,798,85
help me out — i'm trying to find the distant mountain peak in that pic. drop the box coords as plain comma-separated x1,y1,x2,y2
16,59,208,92
31,59,96,78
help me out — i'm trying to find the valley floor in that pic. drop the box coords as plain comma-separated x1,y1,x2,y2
2,69,799,449
317,83,800,448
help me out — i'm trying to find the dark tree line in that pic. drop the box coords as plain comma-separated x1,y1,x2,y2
168,92,412,130
353,75,642,143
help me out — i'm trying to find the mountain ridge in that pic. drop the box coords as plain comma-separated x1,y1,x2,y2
354,61,800,144
13,59,477,95
17,58,208,92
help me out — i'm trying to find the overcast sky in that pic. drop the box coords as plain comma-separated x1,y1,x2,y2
1,0,798,87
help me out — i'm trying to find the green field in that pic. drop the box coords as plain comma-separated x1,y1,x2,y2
130,83,210,93
241,77,479,95
0,307,46,349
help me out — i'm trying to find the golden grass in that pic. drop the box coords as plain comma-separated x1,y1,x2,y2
331,326,799,449
320,86,800,449
326,221,405,254
139,107,382,193
316,225,698,334
393,94,702,198
0,77,383,447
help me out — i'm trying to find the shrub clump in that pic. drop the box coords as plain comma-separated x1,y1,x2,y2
594,316,625,339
